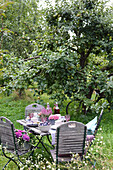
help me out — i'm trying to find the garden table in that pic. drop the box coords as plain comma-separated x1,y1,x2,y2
17,119,55,154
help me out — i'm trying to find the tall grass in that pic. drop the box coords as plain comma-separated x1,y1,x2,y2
0,91,113,169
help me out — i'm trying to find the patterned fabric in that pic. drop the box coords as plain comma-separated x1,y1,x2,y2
86,116,97,135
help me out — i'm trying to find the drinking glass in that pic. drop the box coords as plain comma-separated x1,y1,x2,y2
65,115,70,122
41,117,47,123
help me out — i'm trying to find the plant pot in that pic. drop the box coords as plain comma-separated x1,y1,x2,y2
49,119,55,125
24,142,31,150
18,142,31,151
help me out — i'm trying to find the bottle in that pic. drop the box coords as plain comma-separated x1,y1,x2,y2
46,102,50,111
54,102,60,114
46,102,52,115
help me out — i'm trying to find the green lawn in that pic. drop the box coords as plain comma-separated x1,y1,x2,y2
0,91,113,169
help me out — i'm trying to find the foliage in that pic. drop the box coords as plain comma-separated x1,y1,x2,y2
0,0,113,114
0,0,45,96
32,0,113,113
0,92,113,169
1,0,40,56
1,127,112,170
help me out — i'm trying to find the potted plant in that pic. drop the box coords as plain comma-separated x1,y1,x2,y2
48,115,59,125
15,129,31,150
38,108,52,122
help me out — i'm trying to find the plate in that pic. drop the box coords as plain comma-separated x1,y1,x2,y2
51,122,64,130
27,123,38,127
38,125,50,132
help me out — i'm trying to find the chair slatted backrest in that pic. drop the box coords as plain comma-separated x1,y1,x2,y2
0,117,16,151
55,121,87,156
25,103,44,118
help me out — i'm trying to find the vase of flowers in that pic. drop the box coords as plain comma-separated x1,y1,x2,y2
48,115,59,125
38,107,52,122
15,129,31,150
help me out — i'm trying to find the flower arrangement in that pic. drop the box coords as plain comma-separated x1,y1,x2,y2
15,129,30,145
48,114,59,120
38,108,52,118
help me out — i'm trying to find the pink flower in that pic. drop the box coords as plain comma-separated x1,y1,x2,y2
47,109,52,115
16,131,22,138
38,112,42,116
40,108,52,116
22,134,30,142
49,115,59,120
41,108,47,115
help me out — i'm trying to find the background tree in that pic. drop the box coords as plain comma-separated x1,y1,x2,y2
1,0,46,96
1,0,113,113
0,0,14,91
34,0,113,113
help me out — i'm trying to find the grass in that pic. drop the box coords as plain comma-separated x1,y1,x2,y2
0,91,113,169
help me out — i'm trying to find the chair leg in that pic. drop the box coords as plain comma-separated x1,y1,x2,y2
2,148,20,169
87,158,96,169
2,159,11,170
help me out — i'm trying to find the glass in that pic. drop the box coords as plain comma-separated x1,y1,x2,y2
41,117,47,123
65,115,70,122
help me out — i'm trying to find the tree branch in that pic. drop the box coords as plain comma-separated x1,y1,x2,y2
24,56,40,61
101,64,113,72
108,73,113,77
85,44,94,58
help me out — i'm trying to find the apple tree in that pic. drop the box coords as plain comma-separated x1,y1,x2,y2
34,0,113,113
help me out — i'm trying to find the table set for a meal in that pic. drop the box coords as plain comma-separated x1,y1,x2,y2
16,102,70,154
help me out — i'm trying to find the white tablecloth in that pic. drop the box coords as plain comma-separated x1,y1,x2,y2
49,129,56,145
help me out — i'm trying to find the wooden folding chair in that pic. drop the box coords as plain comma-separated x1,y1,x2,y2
0,116,34,170
50,121,87,169
25,103,44,118
86,109,104,142
86,109,104,168
94,109,103,136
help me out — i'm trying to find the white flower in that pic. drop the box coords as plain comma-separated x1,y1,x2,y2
36,165,39,168
47,165,51,168
20,168,24,170
85,156,89,159
26,160,30,164
71,158,74,161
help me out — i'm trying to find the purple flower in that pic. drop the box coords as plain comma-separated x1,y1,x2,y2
16,131,22,138
22,134,30,142
18,130,25,133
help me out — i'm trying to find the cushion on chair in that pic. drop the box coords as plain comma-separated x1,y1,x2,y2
58,153,72,157
86,116,97,135
86,135,94,142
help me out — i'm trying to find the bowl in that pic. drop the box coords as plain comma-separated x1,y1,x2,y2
38,125,50,132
